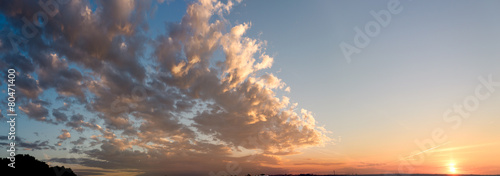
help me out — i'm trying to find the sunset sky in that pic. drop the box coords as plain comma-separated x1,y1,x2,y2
1,0,500,175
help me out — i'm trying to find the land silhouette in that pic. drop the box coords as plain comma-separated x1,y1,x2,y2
1,154,77,176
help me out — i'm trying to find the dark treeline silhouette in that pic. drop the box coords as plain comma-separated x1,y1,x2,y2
1,154,77,176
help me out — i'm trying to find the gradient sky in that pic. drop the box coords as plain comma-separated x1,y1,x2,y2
1,0,500,175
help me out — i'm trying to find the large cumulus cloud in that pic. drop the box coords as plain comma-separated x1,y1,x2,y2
0,0,331,175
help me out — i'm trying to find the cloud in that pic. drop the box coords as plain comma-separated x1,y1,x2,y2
70,137,87,145
255,73,286,89
294,162,344,166
72,169,113,176
65,113,101,132
0,136,56,151
35,53,87,101
356,162,387,167
15,74,43,100
57,129,71,140
0,0,332,175
65,114,86,132
18,101,52,123
52,109,68,123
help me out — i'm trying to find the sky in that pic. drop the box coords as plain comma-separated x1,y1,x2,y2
0,0,500,175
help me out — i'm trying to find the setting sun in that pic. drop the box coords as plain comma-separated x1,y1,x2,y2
449,163,457,174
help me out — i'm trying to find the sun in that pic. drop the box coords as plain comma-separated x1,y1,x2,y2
448,163,457,174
